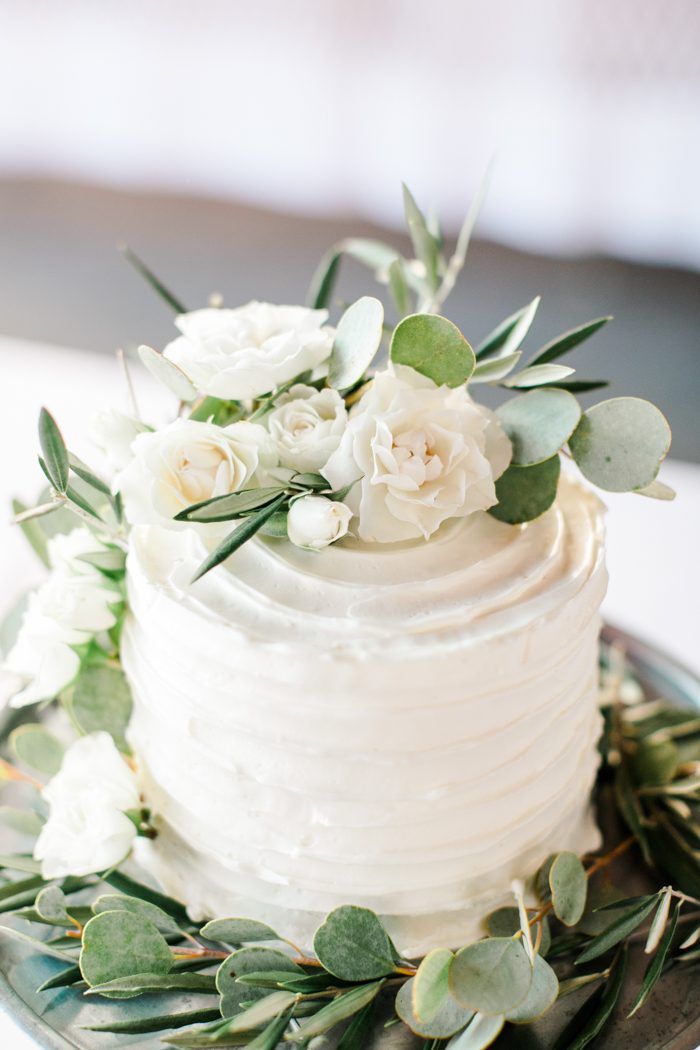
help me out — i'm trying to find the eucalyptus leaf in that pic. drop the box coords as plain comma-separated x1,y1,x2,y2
475,298,540,361
35,885,69,923
38,407,69,493
102,870,190,925
485,908,551,957
395,978,474,1038
549,851,587,927
10,724,64,775
313,904,396,981
413,947,453,1022
505,954,558,1023
66,663,132,751
445,1011,505,1049
569,397,671,492
288,980,384,1041
576,895,659,964
470,351,522,384
93,893,181,935
175,486,286,523
201,917,281,944
0,805,43,836
216,947,301,1018
328,296,384,390
79,911,173,987
496,388,581,466
489,456,561,525
635,478,676,500
191,494,287,581
449,937,532,1016
138,344,197,402
86,971,217,999
530,316,612,365
83,1008,221,1035
390,313,475,387
502,363,575,389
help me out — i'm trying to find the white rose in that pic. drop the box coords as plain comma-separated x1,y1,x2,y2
34,732,140,878
89,408,149,472
115,418,277,528
162,302,335,400
287,495,353,551
47,526,111,577
322,365,512,543
266,384,347,473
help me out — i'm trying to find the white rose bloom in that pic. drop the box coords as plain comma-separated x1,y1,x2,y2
266,384,347,473
287,495,353,551
116,418,278,528
89,408,149,472
47,526,110,577
322,365,512,543
163,302,335,400
34,732,140,878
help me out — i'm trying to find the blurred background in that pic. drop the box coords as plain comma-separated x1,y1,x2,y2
0,0,698,457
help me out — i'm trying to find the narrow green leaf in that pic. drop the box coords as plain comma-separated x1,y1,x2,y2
489,456,561,525
102,869,190,925
288,980,384,1041
553,947,627,1050
313,904,396,981
220,990,296,1035
78,548,127,575
341,237,401,273
629,899,681,1016
449,937,532,1015
201,917,281,944
191,494,287,582
530,316,612,365
328,296,384,390
496,388,581,466
0,923,76,961
569,397,672,492
413,947,453,1022
475,298,540,361
10,724,64,776
544,379,609,394
12,498,53,566
337,1000,376,1049
0,854,42,874
86,971,217,998
402,183,440,291
502,363,575,389
80,911,173,988
635,478,676,500
576,896,659,964
0,875,45,903
175,487,286,523
246,1009,293,1049
68,454,111,497
307,248,342,310
83,1008,221,1034
65,483,102,520
37,964,82,992
470,351,522,384
549,852,587,927
38,408,69,493
138,344,197,402
120,244,187,314
391,313,475,387
614,765,653,864
388,258,412,316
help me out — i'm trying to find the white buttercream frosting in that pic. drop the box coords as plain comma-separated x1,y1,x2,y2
122,476,607,956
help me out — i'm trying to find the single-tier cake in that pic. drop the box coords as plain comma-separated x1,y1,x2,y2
123,475,606,955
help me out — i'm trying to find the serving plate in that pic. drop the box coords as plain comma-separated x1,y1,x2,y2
1,625,699,1049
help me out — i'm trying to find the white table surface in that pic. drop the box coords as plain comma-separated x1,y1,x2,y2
1,334,699,1047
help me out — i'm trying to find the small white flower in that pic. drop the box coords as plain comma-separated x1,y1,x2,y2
89,408,149,473
287,495,352,551
266,384,347,473
322,365,512,543
162,302,335,400
115,418,278,528
34,732,140,878
3,530,120,708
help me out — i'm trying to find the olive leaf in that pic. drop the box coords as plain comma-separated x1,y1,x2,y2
10,724,64,776
138,344,197,402
307,247,342,309
388,258,412,316
553,946,627,1050
445,1011,505,1049
475,297,540,361
0,924,76,961
395,978,475,1039
390,313,475,388
449,937,532,1016
569,397,671,492
191,493,288,582
628,899,681,1017
328,296,384,390
175,486,286,523
201,917,281,944
38,407,69,493
549,851,587,926
576,895,659,964
66,664,133,752
529,316,612,365
78,547,127,575
288,980,384,1042
470,351,522,384
635,478,676,500
92,893,181,935
80,911,173,988
86,971,217,999
505,954,558,1023
496,388,581,466
246,1009,294,1050
37,964,83,992
313,904,397,981
413,947,453,1022
489,456,561,525
502,363,575,389
83,1008,221,1035
120,244,187,314
402,183,440,291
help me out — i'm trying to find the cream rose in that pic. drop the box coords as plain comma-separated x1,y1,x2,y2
287,495,353,550
34,732,140,878
162,302,335,400
116,418,277,528
322,365,512,543
266,384,347,473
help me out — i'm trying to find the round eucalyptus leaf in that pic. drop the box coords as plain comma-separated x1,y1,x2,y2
489,456,561,525
202,917,281,945
549,851,587,927
390,313,475,388
216,946,302,1018
449,937,532,1016
79,911,172,988
138,344,197,402
92,893,181,935
10,724,64,776
496,388,581,466
413,947,454,1022
445,1011,505,1049
396,978,474,1038
36,885,69,922
313,904,396,981
505,955,558,1023
485,908,551,957
328,296,384,390
569,397,671,492
67,664,133,752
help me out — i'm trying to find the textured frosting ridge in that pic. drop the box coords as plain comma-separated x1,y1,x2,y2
123,476,607,955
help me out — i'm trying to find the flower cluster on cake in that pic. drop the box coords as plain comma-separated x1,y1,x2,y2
1,187,697,1050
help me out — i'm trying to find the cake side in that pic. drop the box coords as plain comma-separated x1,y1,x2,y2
124,476,607,955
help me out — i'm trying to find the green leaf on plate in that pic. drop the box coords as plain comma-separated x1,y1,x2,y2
489,456,561,525
138,344,197,402
530,316,612,365
86,971,217,999
549,852,587,927
445,1011,505,1049
449,936,532,1016
79,911,173,987
92,893,181,935
502,363,575,388
313,904,396,981
413,947,453,1022
83,1008,222,1035
175,486,286,523
569,397,671,492
191,493,288,582
201,917,281,944
66,664,133,752
328,296,384,391
38,408,69,494
505,954,558,1023
576,896,659,965
216,946,301,1018
390,313,475,388
10,724,64,776
288,980,384,1041
35,885,69,924
475,298,540,361
0,924,76,961
102,870,190,925
496,388,581,466
395,978,474,1039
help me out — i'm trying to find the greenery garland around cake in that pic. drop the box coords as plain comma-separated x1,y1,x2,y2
0,184,695,1048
